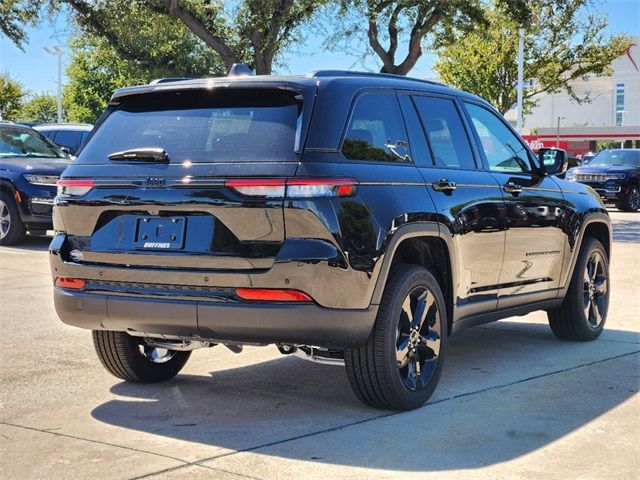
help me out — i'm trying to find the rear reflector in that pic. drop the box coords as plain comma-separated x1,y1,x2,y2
225,178,356,198
57,179,95,198
235,288,313,302
55,277,86,290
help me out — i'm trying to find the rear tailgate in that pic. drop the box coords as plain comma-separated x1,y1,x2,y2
54,85,311,271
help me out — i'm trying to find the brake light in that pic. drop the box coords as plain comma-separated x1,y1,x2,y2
55,277,86,290
225,179,286,197
57,179,95,197
235,288,313,302
225,178,356,198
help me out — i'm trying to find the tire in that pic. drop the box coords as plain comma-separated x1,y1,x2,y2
92,331,191,383
345,264,447,410
0,192,26,245
619,185,639,212
547,238,609,341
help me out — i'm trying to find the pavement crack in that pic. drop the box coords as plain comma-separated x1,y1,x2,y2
0,421,189,466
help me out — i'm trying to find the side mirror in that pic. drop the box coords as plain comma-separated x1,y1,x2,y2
60,146,72,157
539,148,568,176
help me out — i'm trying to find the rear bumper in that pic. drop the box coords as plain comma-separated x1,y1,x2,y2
54,288,377,348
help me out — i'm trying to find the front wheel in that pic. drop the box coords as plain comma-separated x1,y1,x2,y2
345,265,447,411
93,331,191,382
0,192,26,245
619,185,639,212
547,238,609,341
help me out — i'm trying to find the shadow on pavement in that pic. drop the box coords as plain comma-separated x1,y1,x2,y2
0,235,51,251
611,218,640,244
91,323,639,471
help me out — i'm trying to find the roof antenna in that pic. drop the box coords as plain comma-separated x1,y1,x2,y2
228,64,255,76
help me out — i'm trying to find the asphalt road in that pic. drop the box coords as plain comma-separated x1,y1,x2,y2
1,211,638,480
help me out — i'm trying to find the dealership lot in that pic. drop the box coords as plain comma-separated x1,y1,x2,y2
0,211,638,480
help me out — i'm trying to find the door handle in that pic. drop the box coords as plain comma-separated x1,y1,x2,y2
503,182,523,194
432,179,457,192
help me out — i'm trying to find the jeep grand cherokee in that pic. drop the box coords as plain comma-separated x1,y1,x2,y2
50,70,611,411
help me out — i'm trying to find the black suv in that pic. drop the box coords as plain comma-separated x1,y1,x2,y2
51,71,611,410
566,149,640,211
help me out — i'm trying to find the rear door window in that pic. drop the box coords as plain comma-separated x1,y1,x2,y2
412,96,476,170
341,92,411,163
77,89,303,164
53,130,82,153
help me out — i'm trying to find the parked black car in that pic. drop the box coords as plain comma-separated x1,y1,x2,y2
34,123,93,156
0,122,70,245
51,71,611,410
566,149,640,211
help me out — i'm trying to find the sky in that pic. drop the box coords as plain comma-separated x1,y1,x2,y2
1,0,639,96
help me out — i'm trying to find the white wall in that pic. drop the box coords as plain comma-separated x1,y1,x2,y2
516,36,640,132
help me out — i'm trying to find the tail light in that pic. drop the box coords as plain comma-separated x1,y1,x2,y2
55,277,86,290
225,178,356,198
57,179,95,198
235,288,313,302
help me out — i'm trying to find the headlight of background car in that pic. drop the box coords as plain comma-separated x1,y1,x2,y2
605,173,626,180
565,170,575,180
23,174,60,185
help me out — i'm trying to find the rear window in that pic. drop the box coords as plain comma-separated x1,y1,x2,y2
77,89,302,164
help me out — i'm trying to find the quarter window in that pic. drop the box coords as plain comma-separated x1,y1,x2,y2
341,93,411,163
465,103,532,174
412,96,476,169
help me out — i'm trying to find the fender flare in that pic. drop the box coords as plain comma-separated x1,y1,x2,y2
559,211,612,295
0,179,17,194
368,222,457,307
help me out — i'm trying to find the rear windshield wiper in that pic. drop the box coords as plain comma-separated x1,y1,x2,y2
108,148,170,163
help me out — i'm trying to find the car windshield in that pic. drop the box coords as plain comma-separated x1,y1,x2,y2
77,88,303,164
0,126,66,159
587,150,640,167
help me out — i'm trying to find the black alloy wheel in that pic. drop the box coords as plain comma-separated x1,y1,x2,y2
345,264,447,410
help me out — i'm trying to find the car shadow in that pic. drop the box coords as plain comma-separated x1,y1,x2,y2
0,235,51,251
91,322,639,471
611,219,640,243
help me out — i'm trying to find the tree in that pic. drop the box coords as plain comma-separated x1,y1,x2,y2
434,1,630,114
63,2,229,124
17,93,59,122
0,73,27,120
325,0,540,75
0,0,47,49
61,0,327,75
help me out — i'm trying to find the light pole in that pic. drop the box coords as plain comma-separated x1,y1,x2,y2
516,27,524,133
43,46,63,123
556,116,565,148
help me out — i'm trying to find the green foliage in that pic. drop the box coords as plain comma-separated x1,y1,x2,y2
0,73,27,120
0,0,48,49
16,93,59,122
434,1,630,114
62,0,326,75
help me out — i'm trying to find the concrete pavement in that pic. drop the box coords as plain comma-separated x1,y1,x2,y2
1,211,638,479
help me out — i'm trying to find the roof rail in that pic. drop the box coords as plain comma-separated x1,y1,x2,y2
307,70,444,86
149,77,193,85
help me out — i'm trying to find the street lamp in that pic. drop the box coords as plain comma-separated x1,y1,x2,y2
556,116,566,148
43,46,63,123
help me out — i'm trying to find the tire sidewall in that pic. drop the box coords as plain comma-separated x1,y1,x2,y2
573,238,609,337
379,266,448,409
0,191,26,246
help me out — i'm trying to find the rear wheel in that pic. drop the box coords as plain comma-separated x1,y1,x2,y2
547,238,609,341
92,331,191,382
345,265,447,410
0,192,26,245
619,185,639,212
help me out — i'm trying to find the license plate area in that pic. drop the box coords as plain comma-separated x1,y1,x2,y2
136,216,186,250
